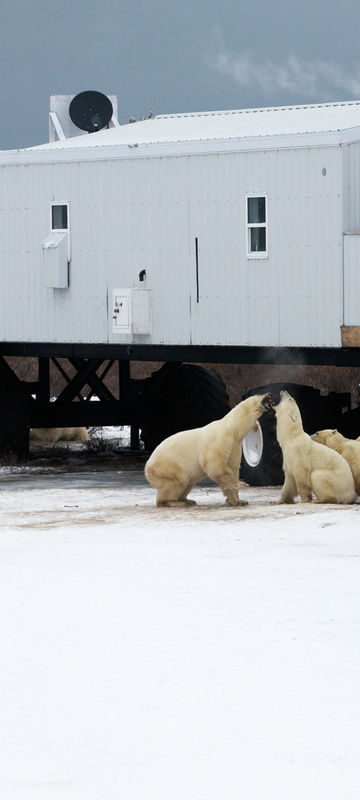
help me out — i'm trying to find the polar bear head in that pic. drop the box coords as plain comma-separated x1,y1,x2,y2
273,390,304,441
230,393,273,436
311,429,344,450
240,392,273,419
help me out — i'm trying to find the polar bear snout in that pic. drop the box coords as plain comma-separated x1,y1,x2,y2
273,390,293,411
261,392,274,410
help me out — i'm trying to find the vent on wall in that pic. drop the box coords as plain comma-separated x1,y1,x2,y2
42,232,69,289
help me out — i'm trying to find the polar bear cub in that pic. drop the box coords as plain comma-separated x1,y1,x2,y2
145,393,272,507
274,391,356,504
311,429,360,495
30,427,88,443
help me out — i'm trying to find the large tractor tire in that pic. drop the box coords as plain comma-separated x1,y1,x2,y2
240,382,347,486
138,362,230,452
337,402,360,439
0,357,34,460
240,408,283,486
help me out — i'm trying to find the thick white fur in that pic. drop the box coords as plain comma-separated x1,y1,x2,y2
30,427,88,443
274,392,356,504
311,429,360,495
145,393,270,507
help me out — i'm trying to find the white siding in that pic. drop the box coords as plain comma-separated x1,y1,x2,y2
188,146,343,346
0,142,344,347
343,142,360,233
344,233,360,325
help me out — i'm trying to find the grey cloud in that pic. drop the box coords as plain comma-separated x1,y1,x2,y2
213,50,360,100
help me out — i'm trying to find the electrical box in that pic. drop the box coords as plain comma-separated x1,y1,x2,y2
42,231,69,288
112,288,151,334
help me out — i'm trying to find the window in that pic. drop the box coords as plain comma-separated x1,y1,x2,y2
246,196,267,257
51,203,68,231
49,202,70,262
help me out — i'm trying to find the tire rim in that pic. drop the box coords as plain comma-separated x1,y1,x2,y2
242,421,263,467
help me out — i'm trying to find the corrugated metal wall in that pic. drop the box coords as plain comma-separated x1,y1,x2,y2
343,141,360,233
342,143,360,327
344,234,360,324
0,142,343,347
187,146,343,347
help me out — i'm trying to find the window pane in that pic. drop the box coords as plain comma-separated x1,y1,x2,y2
248,197,266,224
52,205,68,229
250,226,266,252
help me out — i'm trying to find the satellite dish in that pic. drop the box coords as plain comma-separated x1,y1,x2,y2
69,91,113,133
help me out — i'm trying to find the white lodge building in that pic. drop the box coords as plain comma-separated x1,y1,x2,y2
1,96,360,466
1,98,360,351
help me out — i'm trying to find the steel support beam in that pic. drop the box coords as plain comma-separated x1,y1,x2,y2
1,342,360,367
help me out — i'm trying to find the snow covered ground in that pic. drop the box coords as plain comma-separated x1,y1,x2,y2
1,460,360,799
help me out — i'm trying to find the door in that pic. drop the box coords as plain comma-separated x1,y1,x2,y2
189,200,245,345
344,233,360,325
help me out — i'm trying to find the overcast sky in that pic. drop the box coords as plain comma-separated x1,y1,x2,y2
1,0,360,149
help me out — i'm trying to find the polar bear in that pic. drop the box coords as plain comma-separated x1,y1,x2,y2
144,393,272,507
30,427,88,443
274,391,356,504
311,429,360,495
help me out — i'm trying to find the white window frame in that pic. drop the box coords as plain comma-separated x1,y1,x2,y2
50,201,69,232
246,195,268,259
50,202,70,259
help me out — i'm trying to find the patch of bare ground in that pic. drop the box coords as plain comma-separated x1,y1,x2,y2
1,472,358,531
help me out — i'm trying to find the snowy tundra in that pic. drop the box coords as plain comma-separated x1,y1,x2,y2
0,464,359,800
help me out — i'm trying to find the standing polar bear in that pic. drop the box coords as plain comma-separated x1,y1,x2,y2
145,393,272,507
311,429,360,495
274,391,356,504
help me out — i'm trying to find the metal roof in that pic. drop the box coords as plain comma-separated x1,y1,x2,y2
27,99,360,151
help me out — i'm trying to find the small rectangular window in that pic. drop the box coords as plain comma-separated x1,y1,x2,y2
51,203,68,230
246,196,267,257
